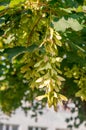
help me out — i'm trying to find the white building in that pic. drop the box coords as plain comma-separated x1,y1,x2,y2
0,107,86,130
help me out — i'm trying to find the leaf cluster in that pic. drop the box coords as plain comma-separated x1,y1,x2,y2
0,0,86,127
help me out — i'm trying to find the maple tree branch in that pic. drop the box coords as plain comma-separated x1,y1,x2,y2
27,15,42,45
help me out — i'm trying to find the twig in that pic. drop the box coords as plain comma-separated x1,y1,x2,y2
0,8,9,17
27,15,42,45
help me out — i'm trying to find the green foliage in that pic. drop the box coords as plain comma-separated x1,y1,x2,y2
0,0,86,128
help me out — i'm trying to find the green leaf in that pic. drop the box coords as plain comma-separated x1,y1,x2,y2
34,60,43,68
76,89,86,101
53,17,83,32
0,0,10,6
9,0,25,7
68,18,83,31
36,95,47,100
59,94,68,101
36,77,43,83
0,44,38,61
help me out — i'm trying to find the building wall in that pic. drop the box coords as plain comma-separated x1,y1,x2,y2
0,108,86,130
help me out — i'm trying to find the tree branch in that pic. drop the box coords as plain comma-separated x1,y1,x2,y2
27,15,42,46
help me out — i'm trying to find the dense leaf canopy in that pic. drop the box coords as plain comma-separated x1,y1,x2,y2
0,0,86,128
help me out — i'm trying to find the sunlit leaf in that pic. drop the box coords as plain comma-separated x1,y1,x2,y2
53,17,83,32
36,95,47,101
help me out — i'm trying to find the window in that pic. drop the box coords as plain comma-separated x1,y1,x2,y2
0,124,3,130
41,128,47,130
0,124,19,130
35,127,38,130
56,128,69,130
28,126,47,130
12,125,19,130
28,127,33,130
6,125,9,130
